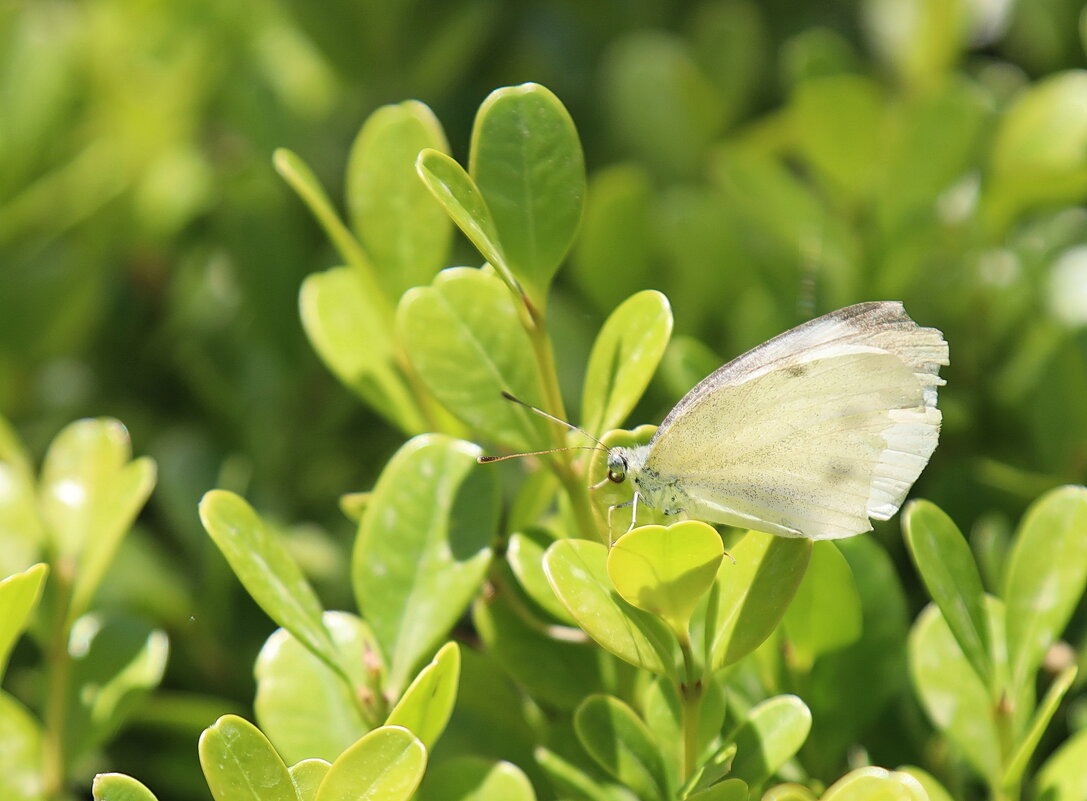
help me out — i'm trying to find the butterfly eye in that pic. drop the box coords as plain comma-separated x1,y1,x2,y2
607,468,625,484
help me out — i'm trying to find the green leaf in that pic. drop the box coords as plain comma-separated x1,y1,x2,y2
760,785,817,801
38,418,156,622
895,767,954,801
346,100,452,299
472,589,605,710
534,747,613,801
353,434,495,693
581,290,673,436
607,521,723,636
1035,727,1087,801
0,416,44,578
398,268,547,452
903,500,992,687
415,150,513,289
198,715,301,801
0,563,47,680
686,779,747,801
0,691,44,801
92,773,160,801
315,726,427,801
1003,486,1087,692
506,531,574,624
289,760,331,801
710,532,812,670
64,614,169,761
782,542,861,672
1003,665,1077,788
643,674,728,790
820,767,928,801
862,0,967,91
543,538,676,676
199,490,348,682
386,642,460,750
574,694,668,801
725,695,811,789
417,757,536,801
255,612,378,764
299,267,425,434
909,600,1011,778
469,83,585,307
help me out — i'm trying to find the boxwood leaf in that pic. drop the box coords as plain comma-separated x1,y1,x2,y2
1003,486,1087,694
255,611,379,764
574,694,668,801
398,268,547,452
782,542,861,672
0,563,47,680
1003,664,1077,788
607,521,723,636
0,416,44,578
469,83,585,307
315,726,426,801
1035,727,1087,801
896,767,955,801
289,760,331,801
0,691,44,801
725,695,811,789
686,779,747,801
506,531,574,624
417,757,535,801
346,100,452,299
300,267,425,434
903,500,992,686
385,641,460,750
534,747,613,801
710,532,811,670
821,767,927,801
353,434,495,694
198,715,300,801
760,784,817,801
92,773,160,801
544,538,676,677
199,491,347,681
39,418,156,622
581,290,673,436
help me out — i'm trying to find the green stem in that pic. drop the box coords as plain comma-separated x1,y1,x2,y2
679,634,703,783
991,691,1020,801
42,559,75,801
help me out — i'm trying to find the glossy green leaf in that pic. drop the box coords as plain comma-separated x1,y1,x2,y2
0,416,44,578
543,538,676,676
710,531,812,670
895,767,954,801
533,747,613,801
386,641,459,749
315,726,427,801
39,418,156,622
346,100,451,298
469,82,585,306
782,541,861,671
570,164,656,314
353,434,495,693
299,267,424,434
903,500,992,686
200,490,348,682
821,767,928,801
761,784,817,801
0,691,44,801
198,715,300,801
415,150,512,288
255,612,378,764
581,290,673,436
505,530,574,624
862,0,966,91
607,521,723,636
1004,486,1087,692
92,774,159,801
686,779,747,801
909,600,1009,778
0,563,47,679
1035,727,1087,801
574,694,668,801
725,695,811,788
289,760,331,801
398,268,547,452
1003,665,1077,788
472,589,605,710
643,673,728,790
65,614,169,761
417,757,535,801
790,74,885,200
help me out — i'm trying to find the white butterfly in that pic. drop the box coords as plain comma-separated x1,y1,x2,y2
602,301,948,540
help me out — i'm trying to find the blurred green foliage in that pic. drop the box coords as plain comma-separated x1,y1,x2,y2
3,0,1087,799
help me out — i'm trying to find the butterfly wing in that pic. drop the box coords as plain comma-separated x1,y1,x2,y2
644,302,948,539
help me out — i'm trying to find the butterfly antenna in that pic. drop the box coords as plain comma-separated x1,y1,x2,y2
478,446,605,464
498,391,609,449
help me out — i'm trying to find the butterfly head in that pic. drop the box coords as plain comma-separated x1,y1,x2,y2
606,449,628,484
